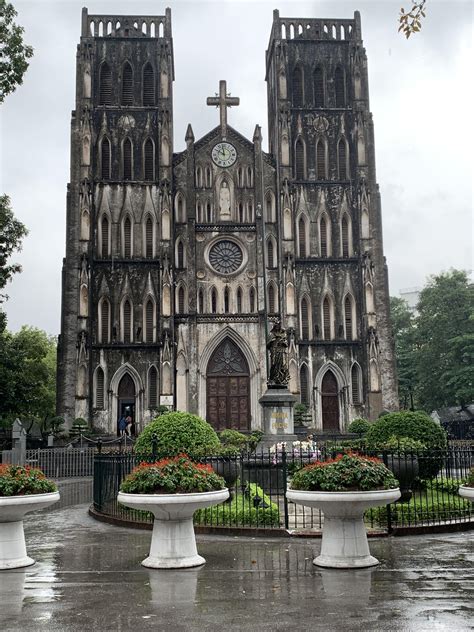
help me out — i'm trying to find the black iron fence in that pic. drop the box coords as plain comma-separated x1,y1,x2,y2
92,444,473,533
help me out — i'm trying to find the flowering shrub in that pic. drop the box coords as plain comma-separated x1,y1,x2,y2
269,440,322,465
290,453,399,492
0,465,57,497
120,455,226,494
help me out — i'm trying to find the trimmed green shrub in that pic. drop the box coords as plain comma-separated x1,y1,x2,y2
219,429,248,448
365,411,447,449
347,418,371,436
134,412,220,459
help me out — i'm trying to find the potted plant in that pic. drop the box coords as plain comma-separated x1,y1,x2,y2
287,453,400,568
117,455,228,568
378,435,425,502
459,467,474,502
0,464,60,569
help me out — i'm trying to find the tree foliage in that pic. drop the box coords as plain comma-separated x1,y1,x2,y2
0,194,28,306
399,1,427,38
0,0,33,103
390,296,417,410
0,326,57,424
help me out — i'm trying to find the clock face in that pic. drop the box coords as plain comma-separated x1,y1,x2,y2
212,142,237,168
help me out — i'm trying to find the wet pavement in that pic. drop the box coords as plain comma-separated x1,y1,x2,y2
0,480,472,632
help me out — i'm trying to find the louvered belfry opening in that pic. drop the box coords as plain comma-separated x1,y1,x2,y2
300,365,309,405
351,364,361,404
295,139,305,179
99,63,112,105
149,366,158,408
344,296,353,340
342,215,349,257
101,216,109,257
96,368,105,409
301,297,309,339
123,300,132,343
122,62,133,106
145,217,153,258
144,139,154,180
101,138,111,179
316,140,326,180
267,239,274,268
178,286,185,313
320,216,328,257
335,67,345,107
323,296,331,339
101,299,109,342
143,63,155,106
123,138,132,180
314,67,324,107
124,217,132,258
298,217,306,257
293,66,303,106
338,139,347,179
145,299,154,342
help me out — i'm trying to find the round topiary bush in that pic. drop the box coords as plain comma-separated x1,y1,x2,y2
347,418,371,436
134,412,220,460
365,411,447,479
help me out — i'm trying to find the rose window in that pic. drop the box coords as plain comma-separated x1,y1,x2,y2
209,240,243,274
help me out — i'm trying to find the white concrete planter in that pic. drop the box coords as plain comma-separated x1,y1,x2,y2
459,485,474,502
0,492,60,570
117,488,229,569
287,488,400,569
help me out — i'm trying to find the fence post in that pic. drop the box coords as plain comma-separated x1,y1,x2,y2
97,439,102,454
282,445,289,530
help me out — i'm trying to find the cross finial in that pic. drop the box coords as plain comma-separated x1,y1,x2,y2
206,80,239,140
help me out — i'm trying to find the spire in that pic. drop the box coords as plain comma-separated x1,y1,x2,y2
185,123,194,146
253,124,262,144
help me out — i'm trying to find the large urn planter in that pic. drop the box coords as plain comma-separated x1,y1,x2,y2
384,455,419,503
0,492,60,570
203,457,239,497
287,488,400,568
118,489,229,568
459,486,474,503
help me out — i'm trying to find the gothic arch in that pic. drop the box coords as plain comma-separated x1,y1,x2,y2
121,214,133,258
98,296,111,343
175,238,186,268
313,65,325,107
299,362,311,406
120,295,133,342
321,293,335,340
266,235,277,268
267,281,278,314
100,136,111,180
343,292,357,340
300,294,312,340
297,213,309,257
79,284,88,317
121,61,133,106
80,210,90,240
209,286,218,314
265,190,276,222
99,62,112,105
176,352,188,412
98,212,111,257
292,64,304,106
337,137,349,179
143,294,156,343
319,212,331,257
109,363,144,435
93,365,106,409
147,365,158,409
294,137,306,180
316,138,328,180
351,362,362,405
142,62,155,106
143,138,155,180
175,192,186,223
314,361,348,431
361,208,370,239
176,283,187,314
340,212,353,257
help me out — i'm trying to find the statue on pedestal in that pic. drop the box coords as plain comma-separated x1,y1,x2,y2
267,322,290,387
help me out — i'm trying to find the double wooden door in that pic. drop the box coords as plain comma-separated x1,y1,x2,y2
321,370,340,431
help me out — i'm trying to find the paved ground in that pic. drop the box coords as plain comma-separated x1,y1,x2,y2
0,480,472,632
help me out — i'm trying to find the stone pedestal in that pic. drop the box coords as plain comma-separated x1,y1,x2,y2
259,387,297,447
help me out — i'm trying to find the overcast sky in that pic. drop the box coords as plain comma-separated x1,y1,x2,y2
1,0,472,335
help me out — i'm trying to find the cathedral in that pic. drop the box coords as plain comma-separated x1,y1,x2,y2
56,7,398,435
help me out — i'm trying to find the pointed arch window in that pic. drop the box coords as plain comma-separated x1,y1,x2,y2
148,366,158,408
178,286,185,314
145,298,154,342
176,195,185,223
206,203,212,223
320,215,329,257
206,166,212,188
123,138,132,180
100,298,110,343
99,62,112,105
123,217,132,258
300,365,310,406
247,166,253,187
145,216,153,258
265,193,275,222
143,62,155,106
298,216,307,257
338,139,348,180
224,287,230,313
249,287,256,313
344,295,353,340
101,215,109,257
96,367,105,409
322,296,333,340
101,137,111,180
144,139,154,180
301,297,310,339
267,238,275,268
268,284,276,314
341,214,350,257
123,299,132,343
314,66,325,107
121,62,133,105
335,66,345,107
198,289,204,314
238,203,244,223
211,288,218,314
176,240,184,268
351,363,361,404
295,138,306,180
236,287,243,313
248,201,254,222
316,140,326,180
293,65,304,106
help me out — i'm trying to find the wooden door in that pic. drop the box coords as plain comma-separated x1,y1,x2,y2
321,370,339,431
206,339,250,431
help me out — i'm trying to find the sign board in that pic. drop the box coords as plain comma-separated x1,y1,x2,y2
160,395,174,407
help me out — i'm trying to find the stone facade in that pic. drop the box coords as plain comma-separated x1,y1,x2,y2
57,8,397,434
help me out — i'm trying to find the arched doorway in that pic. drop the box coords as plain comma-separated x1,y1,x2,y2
206,338,250,431
118,373,136,435
321,370,339,431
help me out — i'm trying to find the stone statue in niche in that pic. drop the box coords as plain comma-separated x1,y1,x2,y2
162,329,171,362
267,321,290,388
362,250,374,284
219,181,231,219
77,331,88,363
80,253,89,284
368,326,379,359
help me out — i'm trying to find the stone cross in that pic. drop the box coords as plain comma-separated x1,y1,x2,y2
206,80,239,139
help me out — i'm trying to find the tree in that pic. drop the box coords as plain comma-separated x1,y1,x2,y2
390,296,418,410
0,0,33,103
399,1,427,38
0,326,57,424
415,270,474,411
0,194,28,307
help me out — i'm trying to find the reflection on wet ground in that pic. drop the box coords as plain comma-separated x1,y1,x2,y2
0,493,472,631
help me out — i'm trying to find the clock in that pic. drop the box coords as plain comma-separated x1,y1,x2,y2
212,142,237,168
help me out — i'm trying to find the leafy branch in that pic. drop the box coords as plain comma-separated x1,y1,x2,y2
399,1,427,38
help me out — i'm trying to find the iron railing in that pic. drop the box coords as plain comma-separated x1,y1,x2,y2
1,447,96,478
92,444,473,533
